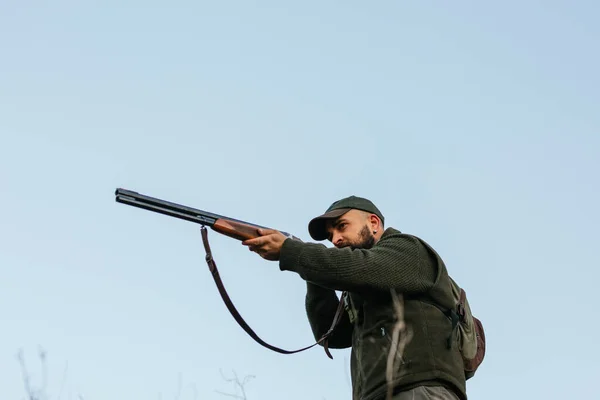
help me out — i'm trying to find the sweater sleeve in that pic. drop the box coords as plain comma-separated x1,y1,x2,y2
279,229,437,294
305,282,353,349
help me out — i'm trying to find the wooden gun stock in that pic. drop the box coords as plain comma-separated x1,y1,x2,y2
212,218,263,241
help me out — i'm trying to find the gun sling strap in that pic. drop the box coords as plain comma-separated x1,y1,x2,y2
200,226,344,359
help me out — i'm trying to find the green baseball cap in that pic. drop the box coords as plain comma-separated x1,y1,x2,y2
308,195,385,241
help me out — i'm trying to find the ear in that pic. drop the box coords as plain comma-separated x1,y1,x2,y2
368,214,381,232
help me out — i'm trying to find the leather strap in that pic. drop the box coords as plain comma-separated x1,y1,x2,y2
200,226,344,359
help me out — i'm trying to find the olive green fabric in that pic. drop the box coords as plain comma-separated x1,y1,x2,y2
391,385,460,400
308,195,385,241
279,228,467,400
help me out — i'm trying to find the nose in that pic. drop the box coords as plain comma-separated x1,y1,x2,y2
332,233,344,247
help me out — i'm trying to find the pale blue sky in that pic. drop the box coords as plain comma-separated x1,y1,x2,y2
1,1,598,399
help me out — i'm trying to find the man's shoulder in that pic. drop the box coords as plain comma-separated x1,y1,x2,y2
376,228,424,249
379,228,440,253
380,227,403,237
381,228,431,243
380,227,422,241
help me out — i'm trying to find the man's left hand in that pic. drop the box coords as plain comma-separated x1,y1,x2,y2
242,228,288,261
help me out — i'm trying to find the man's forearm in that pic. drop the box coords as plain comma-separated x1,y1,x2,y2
305,282,353,349
280,231,437,293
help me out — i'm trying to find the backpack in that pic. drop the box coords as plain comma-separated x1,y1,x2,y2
447,277,486,380
411,234,486,379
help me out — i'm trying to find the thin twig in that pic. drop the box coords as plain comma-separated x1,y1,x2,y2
17,349,36,400
385,290,413,400
216,369,254,400
57,361,69,400
38,346,48,399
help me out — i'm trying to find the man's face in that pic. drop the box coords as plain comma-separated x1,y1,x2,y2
325,209,377,249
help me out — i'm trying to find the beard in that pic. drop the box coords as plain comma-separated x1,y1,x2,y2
347,225,376,250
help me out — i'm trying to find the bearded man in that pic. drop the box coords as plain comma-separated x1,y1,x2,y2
242,195,468,400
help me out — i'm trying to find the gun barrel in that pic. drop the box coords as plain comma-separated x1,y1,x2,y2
115,188,226,225
114,188,279,234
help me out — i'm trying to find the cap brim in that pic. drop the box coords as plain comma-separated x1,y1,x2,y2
308,208,351,241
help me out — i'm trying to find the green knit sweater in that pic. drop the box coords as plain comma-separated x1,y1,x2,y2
279,227,467,400
279,227,437,294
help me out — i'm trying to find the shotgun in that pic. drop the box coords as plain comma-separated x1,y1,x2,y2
113,187,343,358
114,188,300,241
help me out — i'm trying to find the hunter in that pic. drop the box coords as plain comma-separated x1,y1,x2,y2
242,195,468,400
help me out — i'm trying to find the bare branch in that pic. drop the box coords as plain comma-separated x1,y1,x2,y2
216,369,254,400
38,346,48,398
57,361,69,400
385,290,413,400
17,348,36,400
241,374,256,387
